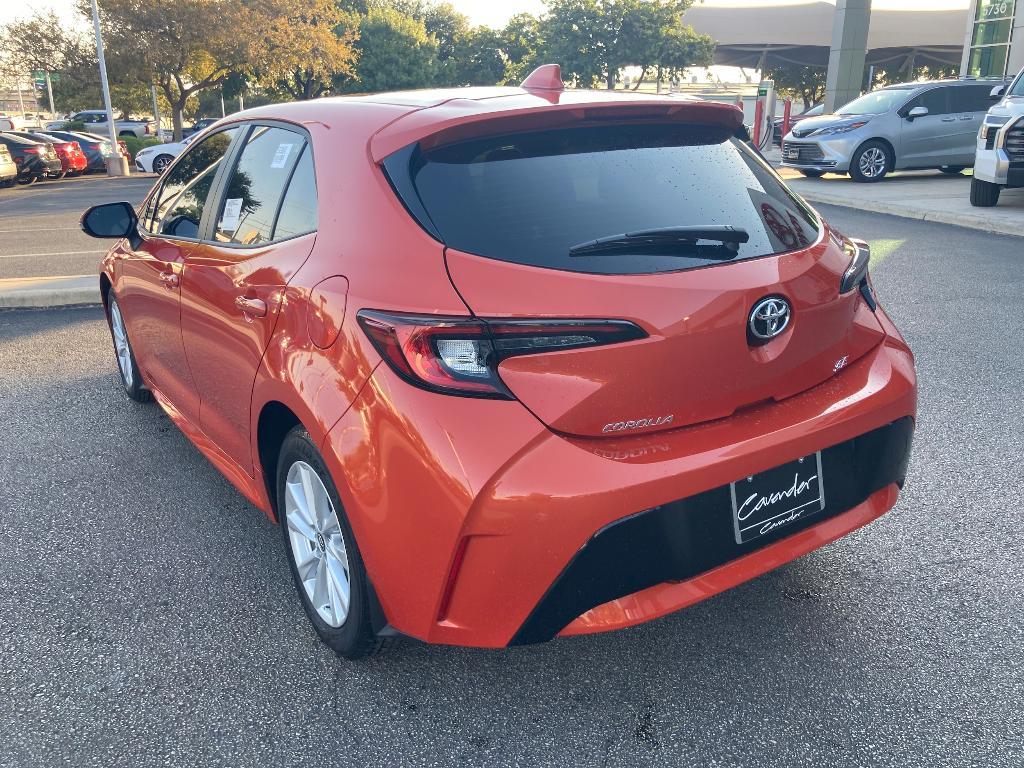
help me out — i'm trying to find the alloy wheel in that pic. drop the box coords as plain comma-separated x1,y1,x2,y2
109,299,133,388
284,460,351,627
858,147,887,178
153,155,173,174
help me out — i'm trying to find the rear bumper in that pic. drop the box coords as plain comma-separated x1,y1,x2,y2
323,333,916,648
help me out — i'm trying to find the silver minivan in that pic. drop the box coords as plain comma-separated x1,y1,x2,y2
781,80,996,182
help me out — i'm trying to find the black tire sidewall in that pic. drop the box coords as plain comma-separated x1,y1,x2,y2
106,294,149,402
276,427,374,658
850,141,890,183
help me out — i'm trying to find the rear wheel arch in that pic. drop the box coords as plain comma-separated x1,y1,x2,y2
256,401,304,519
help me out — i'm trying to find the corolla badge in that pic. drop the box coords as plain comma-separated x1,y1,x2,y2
749,296,791,340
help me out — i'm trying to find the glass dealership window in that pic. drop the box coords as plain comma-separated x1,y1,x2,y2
967,0,1017,78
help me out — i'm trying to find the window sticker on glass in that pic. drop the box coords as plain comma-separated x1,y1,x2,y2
271,143,294,169
220,197,243,231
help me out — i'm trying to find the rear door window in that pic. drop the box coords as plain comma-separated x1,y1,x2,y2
950,84,995,113
392,122,820,275
272,146,318,240
213,125,308,246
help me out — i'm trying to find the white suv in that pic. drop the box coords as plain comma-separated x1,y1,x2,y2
971,69,1024,207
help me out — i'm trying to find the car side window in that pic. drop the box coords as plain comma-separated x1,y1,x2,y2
906,87,950,116
950,85,995,113
213,125,308,246
272,146,318,241
149,128,238,240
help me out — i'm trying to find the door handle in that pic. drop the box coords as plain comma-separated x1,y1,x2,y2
158,271,179,289
941,116,956,122
235,295,267,318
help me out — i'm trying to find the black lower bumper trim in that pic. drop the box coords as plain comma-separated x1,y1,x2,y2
509,418,914,646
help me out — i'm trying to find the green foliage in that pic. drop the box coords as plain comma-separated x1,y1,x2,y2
763,63,826,111
121,135,162,158
538,0,712,89
344,6,439,92
500,13,543,83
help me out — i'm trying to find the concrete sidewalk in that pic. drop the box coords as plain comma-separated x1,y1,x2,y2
761,145,1024,237
0,275,97,309
784,170,1024,238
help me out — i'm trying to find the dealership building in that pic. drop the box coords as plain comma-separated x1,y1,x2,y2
684,0,1023,113
962,0,1024,79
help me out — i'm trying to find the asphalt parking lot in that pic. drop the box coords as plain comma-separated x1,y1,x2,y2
0,174,155,280
1,204,1022,767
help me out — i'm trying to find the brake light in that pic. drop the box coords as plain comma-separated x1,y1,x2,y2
357,310,646,398
839,237,876,310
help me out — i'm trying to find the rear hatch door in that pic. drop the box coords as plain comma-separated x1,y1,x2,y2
387,109,885,438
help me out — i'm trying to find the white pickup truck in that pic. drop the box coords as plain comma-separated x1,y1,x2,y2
45,110,156,139
971,69,1024,207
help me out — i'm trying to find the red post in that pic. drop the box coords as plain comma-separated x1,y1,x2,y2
782,98,793,140
753,97,764,146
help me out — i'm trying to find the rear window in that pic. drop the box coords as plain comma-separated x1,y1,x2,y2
392,123,820,275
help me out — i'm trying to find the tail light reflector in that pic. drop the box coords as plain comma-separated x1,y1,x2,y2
357,310,646,399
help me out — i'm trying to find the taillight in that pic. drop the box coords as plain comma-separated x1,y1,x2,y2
839,237,876,310
357,310,646,399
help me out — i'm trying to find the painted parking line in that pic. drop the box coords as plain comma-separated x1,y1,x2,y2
0,228,82,233
0,249,106,259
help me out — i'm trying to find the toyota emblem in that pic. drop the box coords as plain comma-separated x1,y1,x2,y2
749,297,791,340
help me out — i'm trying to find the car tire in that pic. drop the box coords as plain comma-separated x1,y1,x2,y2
55,170,67,180
850,140,891,183
940,166,966,175
16,174,37,186
970,177,1001,207
798,169,825,178
276,427,381,659
106,294,152,403
152,154,174,174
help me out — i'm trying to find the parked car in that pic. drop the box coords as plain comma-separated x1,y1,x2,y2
0,132,62,184
0,144,17,186
133,134,195,174
970,67,1024,206
0,113,26,131
81,65,916,658
182,117,219,138
47,110,155,138
773,103,823,145
6,130,88,178
781,79,997,181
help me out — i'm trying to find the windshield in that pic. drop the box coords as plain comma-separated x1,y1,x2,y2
1010,71,1024,97
836,89,912,115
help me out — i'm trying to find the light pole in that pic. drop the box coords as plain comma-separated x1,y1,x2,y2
89,0,128,175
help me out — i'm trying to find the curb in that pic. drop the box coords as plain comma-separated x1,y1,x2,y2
793,188,1024,239
0,276,99,310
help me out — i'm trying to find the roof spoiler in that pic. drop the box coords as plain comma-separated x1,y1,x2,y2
521,64,564,92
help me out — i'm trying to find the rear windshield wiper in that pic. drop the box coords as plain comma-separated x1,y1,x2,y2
569,225,750,257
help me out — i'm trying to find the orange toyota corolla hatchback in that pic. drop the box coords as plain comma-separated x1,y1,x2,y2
82,66,916,658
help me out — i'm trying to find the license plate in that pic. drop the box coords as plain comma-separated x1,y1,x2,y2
785,149,798,159
730,453,825,544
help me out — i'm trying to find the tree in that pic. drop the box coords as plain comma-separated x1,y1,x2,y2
343,6,439,93
451,27,506,86
85,0,263,140
500,13,543,83
763,62,826,111
539,0,712,90
248,0,359,100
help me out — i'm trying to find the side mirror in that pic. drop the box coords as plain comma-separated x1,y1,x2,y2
81,201,138,245
990,84,1006,100
907,106,929,121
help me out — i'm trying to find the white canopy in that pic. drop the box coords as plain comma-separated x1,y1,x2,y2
683,1,968,69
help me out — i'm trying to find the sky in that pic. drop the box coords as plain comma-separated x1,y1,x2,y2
0,0,972,29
